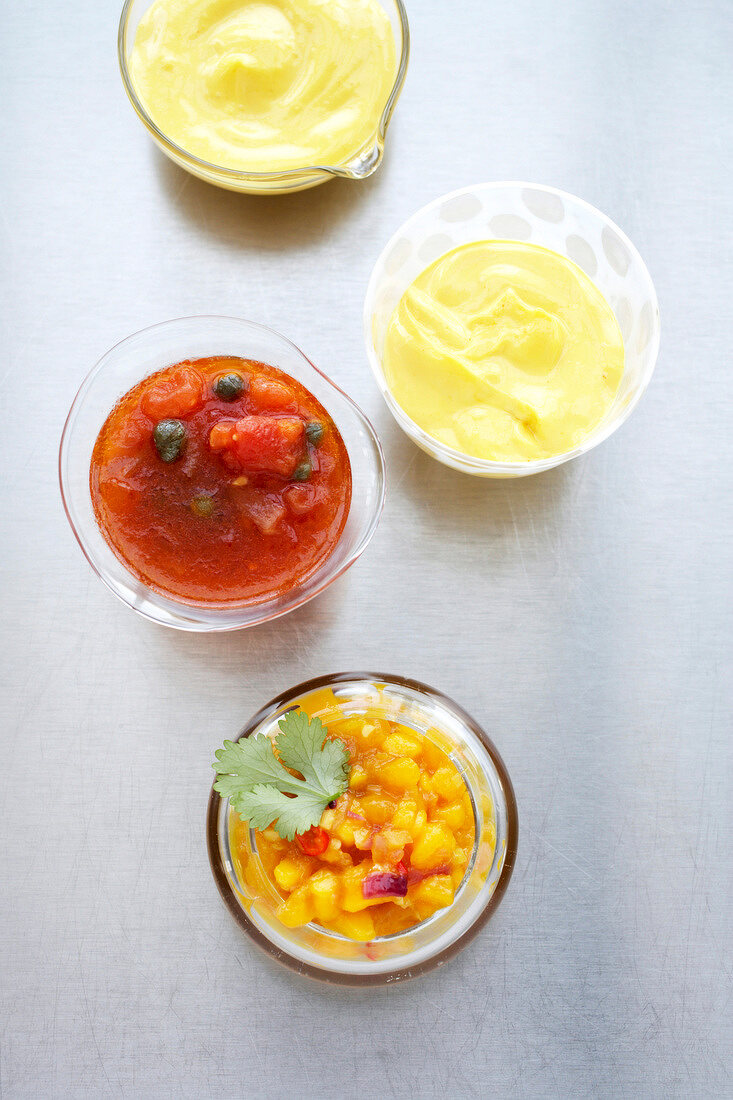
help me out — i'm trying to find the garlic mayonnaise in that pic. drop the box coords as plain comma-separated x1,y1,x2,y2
130,0,396,172
383,241,625,463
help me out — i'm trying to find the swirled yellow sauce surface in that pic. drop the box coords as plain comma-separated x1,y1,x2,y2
129,0,397,172
383,241,625,463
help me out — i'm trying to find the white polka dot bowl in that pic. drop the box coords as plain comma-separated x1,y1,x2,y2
364,182,660,478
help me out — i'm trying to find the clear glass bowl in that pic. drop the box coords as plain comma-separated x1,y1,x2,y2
118,0,410,195
364,182,661,478
206,672,518,985
59,317,385,631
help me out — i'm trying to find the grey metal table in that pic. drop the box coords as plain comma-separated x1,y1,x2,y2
1,0,731,1096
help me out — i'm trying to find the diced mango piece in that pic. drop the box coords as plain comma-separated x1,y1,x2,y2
371,826,411,865
329,911,375,941
380,757,421,792
319,840,353,868
382,731,422,758
363,751,392,780
334,817,357,846
273,856,310,892
352,825,373,850
340,865,374,912
392,797,418,833
421,738,450,771
260,828,286,846
452,847,468,869
349,764,368,790
431,765,465,802
337,719,389,749
308,870,340,921
433,800,466,830
361,794,398,825
411,874,454,910
410,823,456,871
331,718,365,739
451,865,466,889
277,884,314,927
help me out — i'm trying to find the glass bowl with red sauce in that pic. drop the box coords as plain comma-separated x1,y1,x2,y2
59,317,385,630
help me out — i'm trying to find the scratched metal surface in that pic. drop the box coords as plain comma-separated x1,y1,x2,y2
1,0,731,1096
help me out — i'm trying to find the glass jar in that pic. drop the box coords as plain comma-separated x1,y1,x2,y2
207,672,518,984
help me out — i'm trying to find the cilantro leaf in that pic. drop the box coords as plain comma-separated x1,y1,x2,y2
275,711,350,798
212,710,350,841
232,785,330,841
213,736,300,793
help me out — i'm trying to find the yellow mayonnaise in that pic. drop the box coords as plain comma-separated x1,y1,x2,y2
129,0,396,172
383,241,625,463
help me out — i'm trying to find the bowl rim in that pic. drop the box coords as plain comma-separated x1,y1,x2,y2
206,670,519,985
58,315,386,632
117,0,410,184
364,180,661,476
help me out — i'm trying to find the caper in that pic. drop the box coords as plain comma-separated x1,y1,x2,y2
153,419,186,463
305,420,324,445
214,372,246,402
190,495,214,518
292,461,312,482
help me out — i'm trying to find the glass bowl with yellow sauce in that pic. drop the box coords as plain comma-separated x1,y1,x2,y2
365,183,660,477
206,673,518,985
118,0,409,194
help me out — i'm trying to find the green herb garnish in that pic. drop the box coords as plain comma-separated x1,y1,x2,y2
212,710,350,841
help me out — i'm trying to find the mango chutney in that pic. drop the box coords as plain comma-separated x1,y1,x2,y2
230,714,483,941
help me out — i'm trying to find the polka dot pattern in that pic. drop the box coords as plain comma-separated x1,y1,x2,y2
602,227,631,276
385,238,412,276
566,234,598,277
418,233,454,265
440,194,482,222
489,214,531,240
615,297,633,342
522,188,565,223
637,301,654,353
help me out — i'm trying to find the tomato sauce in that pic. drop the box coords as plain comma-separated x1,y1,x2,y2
90,356,352,605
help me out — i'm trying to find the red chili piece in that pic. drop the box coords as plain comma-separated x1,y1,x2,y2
295,826,329,856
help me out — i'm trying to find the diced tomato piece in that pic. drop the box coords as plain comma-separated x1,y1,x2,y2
250,377,297,410
209,416,305,477
140,366,204,420
282,482,325,516
209,421,237,451
295,826,329,856
234,489,287,535
99,473,141,512
105,411,149,459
